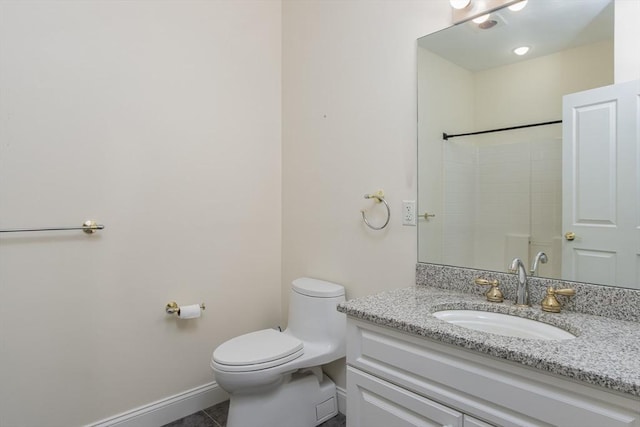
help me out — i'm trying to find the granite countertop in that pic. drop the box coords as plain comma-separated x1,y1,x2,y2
338,286,640,397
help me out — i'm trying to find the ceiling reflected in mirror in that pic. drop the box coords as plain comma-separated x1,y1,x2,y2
422,0,613,71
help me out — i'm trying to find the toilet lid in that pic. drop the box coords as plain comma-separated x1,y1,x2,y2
213,329,303,367
292,277,344,298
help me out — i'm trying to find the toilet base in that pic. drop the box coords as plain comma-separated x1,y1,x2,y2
227,369,338,427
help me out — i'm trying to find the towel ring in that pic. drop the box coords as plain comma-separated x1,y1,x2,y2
361,190,390,230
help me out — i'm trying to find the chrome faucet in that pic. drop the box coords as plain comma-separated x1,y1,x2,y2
509,257,529,306
530,251,548,276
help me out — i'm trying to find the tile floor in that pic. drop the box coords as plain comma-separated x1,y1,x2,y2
162,400,346,427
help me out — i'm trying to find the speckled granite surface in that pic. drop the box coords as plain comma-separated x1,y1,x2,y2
416,263,640,323
338,286,640,397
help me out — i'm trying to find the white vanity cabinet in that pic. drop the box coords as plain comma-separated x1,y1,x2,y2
346,319,640,427
348,367,494,427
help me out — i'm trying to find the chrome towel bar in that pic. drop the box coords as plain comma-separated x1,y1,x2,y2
0,220,104,234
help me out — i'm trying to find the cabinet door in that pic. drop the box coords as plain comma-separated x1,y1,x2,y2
464,415,495,427
347,367,463,427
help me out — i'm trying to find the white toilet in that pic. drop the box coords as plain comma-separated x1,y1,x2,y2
211,277,346,427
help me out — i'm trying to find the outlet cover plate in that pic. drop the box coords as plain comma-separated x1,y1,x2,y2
402,200,416,226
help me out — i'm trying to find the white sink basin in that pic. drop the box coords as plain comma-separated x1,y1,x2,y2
432,310,576,340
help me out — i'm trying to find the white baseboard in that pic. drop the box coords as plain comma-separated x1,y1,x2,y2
88,381,345,426
87,382,228,427
336,385,347,415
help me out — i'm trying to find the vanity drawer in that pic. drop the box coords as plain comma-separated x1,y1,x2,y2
347,367,465,427
347,319,640,427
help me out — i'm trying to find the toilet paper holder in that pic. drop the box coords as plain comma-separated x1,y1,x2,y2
166,301,206,315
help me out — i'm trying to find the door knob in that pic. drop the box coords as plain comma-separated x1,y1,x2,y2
564,231,576,241
422,212,436,220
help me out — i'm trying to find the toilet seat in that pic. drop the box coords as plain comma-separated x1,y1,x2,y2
213,329,303,372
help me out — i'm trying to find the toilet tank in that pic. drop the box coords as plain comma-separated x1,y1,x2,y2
286,278,346,350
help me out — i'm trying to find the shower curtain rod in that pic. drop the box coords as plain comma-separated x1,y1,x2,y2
442,119,562,141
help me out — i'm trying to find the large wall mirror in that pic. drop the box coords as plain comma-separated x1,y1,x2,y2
417,0,638,290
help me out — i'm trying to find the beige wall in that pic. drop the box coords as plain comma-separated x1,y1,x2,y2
282,0,451,388
1,0,638,425
417,47,476,266
0,1,281,425
282,0,449,305
474,41,614,130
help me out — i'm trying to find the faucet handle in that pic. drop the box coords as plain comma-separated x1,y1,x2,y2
541,287,576,313
474,278,498,286
474,278,504,303
554,288,576,296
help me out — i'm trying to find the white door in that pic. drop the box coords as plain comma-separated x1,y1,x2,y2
562,79,640,288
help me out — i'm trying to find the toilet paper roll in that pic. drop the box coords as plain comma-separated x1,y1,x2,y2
178,304,201,319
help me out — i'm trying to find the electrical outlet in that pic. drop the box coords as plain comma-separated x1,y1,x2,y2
402,200,416,226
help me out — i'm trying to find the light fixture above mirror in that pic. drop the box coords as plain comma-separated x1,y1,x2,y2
508,0,528,12
450,0,524,24
472,13,491,24
450,0,471,10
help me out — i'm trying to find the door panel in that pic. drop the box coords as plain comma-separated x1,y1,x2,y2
572,101,617,225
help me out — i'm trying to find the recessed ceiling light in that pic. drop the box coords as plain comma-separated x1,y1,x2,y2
450,0,471,9
472,14,490,24
513,46,530,56
508,0,528,12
